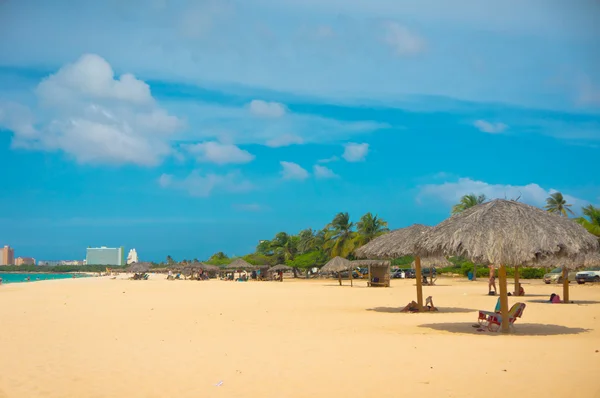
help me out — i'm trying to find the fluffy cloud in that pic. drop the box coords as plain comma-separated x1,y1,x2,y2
417,177,589,209
383,22,425,56
0,54,182,166
473,120,508,134
318,156,339,163
158,170,253,197
265,134,304,148
280,161,309,180
342,142,369,162
313,165,339,179
248,100,287,118
184,141,255,165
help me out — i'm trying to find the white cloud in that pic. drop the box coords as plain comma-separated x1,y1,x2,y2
417,177,589,210
473,120,508,134
280,161,309,180
184,141,255,165
232,203,264,212
313,165,339,179
248,99,287,118
318,156,339,163
158,170,253,197
0,54,182,166
265,133,304,148
342,142,369,162
383,22,425,56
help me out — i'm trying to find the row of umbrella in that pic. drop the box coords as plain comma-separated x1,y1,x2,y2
126,260,293,275
337,199,600,333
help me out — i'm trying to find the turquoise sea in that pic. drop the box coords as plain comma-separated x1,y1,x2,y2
0,273,86,284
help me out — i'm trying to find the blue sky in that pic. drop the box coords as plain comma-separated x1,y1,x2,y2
0,0,599,262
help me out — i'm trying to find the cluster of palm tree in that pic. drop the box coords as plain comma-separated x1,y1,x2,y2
451,192,600,239
254,212,389,267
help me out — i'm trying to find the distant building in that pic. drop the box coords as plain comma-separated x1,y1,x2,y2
127,249,139,265
86,246,125,266
15,257,36,266
1,245,14,265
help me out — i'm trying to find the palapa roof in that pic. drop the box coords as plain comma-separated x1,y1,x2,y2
268,264,293,272
414,199,600,268
354,224,431,259
224,258,256,270
320,256,353,273
352,259,390,268
126,262,151,273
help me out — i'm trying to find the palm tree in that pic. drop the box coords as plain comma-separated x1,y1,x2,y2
324,212,356,258
576,205,600,237
544,192,574,217
298,228,321,254
166,255,174,265
270,232,299,263
451,194,487,215
355,212,389,247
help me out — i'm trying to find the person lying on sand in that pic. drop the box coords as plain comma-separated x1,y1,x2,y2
401,296,438,312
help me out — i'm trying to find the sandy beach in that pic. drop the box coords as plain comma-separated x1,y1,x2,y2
1,276,599,398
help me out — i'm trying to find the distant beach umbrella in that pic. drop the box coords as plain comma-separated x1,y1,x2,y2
224,258,256,270
320,256,353,286
126,262,151,273
268,264,293,272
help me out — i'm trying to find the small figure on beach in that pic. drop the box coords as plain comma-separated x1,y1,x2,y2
401,296,438,312
549,293,561,303
0,277,3,285
488,265,497,295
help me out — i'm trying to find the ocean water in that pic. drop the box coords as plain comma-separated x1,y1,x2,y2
0,273,85,284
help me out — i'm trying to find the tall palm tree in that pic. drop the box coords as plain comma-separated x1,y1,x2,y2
544,192,574,217
355,212,389,246
324,212,356,258
451,194,487,215
576,205,600,237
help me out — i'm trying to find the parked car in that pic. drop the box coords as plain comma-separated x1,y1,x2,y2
576,267,600,284
543,267,577,284
421,267,437,277
391,268,415,279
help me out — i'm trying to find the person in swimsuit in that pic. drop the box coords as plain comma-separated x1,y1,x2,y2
488,265,497,294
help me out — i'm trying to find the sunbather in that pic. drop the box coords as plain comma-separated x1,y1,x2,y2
401,296,438,312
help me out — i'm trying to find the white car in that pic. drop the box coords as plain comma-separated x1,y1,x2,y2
576,267,600,284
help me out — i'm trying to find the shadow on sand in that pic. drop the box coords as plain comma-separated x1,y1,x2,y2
419,322,589,336
367,307,476,314
526,299,600,305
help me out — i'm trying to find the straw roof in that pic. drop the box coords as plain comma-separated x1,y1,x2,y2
410,256,451,269
268,264,293,272
126,262,151,273
352,260,390,268
320,256,353,273
224,258,255,270
354,224,431,259
414,199,600,268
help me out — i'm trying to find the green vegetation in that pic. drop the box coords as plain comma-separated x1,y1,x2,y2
544,191,574,217
451,194,486,215
575,205,600,238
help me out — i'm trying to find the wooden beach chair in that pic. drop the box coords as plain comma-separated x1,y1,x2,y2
478,302,526,332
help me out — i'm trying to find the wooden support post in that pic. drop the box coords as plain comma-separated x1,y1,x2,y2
368,265,372,288
498,265,510,333
473,264,477,281
514,266,520,296
338,272,342,286
350,268,353,287
562,266,569,303
415,256,424,309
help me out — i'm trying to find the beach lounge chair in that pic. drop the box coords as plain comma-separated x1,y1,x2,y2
478,302,526,332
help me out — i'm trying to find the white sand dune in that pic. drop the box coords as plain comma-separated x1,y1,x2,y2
0,276,599,398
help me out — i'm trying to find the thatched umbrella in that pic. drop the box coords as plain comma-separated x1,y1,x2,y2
320,256,354,286
354,224,431,306
126,262,151,273
224,258,255,270
268,264,292,282
414,199,600,332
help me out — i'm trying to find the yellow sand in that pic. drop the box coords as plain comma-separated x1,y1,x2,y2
1,275,599,398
